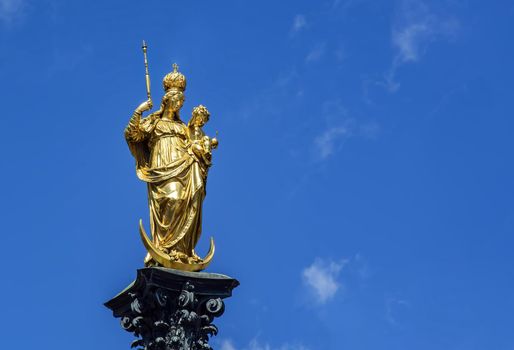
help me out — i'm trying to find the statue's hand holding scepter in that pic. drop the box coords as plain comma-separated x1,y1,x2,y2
135,99,153,113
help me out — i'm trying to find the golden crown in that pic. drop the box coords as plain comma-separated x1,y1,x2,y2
163,63,186,92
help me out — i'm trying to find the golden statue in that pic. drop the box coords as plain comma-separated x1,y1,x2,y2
124,42,218,272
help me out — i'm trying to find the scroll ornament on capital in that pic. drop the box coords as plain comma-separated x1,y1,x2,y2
121,282,225,350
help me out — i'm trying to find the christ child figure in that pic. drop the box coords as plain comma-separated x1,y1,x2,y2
188,105,218,166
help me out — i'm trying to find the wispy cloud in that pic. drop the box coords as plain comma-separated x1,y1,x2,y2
239,66,300,121
221,339,309,350
302,258,347,304
334,45,347,62
314,126,350,159
359,121,380,139
291,14,307,34
313,100,350,160
48,45,94,75
382,0,460,92
312,100,380,160
0,0,24,24
221,339,238,350
332,0,364,11
428,82,468,118
385,297,411,327
305,43,326,63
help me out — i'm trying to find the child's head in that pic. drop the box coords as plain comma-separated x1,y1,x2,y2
190,105,210,127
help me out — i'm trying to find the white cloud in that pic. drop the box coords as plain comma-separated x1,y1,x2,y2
383,0,460,92
314,126,349,159
276,344,310,350
247,339,271,350
275,67,299,88
221,339,238,350
359,121,380,139
332,0,363,11
312,100,379,160
0,0,24,24
302,258,346,303
334,46,347,62
48,45,93,74
291,14,307,33
385,297,410,327
239,67,300,121
393,22,431,64
305,44,326,63
221,339,309,350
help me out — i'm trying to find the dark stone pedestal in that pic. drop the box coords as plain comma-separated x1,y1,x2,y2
105,267,239,350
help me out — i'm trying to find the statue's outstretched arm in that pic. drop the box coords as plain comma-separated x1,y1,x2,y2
125,99,153,142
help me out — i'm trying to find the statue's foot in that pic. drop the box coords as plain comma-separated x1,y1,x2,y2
160,249,205,265
144,253,158,267
169,250,191,263
188,252,203,264
145,259,158,267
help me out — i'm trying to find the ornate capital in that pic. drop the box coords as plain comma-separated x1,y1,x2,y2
105,268,239,350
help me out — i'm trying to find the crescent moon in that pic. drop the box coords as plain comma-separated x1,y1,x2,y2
139,219,215,272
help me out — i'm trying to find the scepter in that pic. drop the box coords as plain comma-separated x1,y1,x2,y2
142,40,152,101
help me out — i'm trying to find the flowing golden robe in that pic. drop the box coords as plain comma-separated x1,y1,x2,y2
125,111,207,262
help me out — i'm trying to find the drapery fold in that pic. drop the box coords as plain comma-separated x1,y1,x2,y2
125,112,207,263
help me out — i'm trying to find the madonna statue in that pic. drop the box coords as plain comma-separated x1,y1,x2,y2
125,64,217,271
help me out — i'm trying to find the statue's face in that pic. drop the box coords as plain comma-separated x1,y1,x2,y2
165,92,185,112
194,113,209,127
172,94,185,111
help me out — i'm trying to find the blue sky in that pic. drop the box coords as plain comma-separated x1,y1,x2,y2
1,0,514,349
